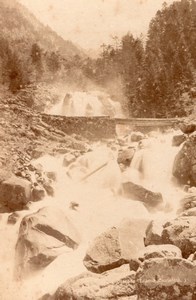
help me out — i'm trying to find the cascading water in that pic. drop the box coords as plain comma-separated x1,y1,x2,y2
0,131,185,300
46,91,124,117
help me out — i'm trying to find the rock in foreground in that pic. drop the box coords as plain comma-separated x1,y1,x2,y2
136,258,196,300
15,206,81,277
54,265,136,300
145,216,196,258
173,134,196,186
83,219,148,273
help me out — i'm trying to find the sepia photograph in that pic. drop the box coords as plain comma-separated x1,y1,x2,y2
0,0,195,299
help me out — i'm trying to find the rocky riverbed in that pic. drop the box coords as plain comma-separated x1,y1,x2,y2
0,96,196,300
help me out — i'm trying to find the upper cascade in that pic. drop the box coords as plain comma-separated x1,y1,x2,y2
46,91,124,118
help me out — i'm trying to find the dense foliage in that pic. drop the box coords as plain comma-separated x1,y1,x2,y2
0,0,195,117
84,0,196,117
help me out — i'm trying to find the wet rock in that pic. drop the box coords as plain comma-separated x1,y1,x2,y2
173,134,196,185
63,153,76,167
139,244,182,262
32,186,45,202
172,134,186,147
7,212,21,224
54,265,136,300
117,148,135,166
15,206,81,277
45,171,57,181
83,219,148,273
179,121,196,135
122,182,163,211
129,259,141,272
0,175,31,212
43,181,54,197
136,258,196,300
130,131,144,142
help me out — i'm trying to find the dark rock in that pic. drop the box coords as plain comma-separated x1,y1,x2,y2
7,212,21,224
43,182,54,197
130,131,144,142
179,122,196,135
117,148,135,166
129,259,141,271
136,258,196,300
173,134,196,186
83,219,148,273
0,175,31,212
122,181,163,211
32,186,45,202
172,134,186,147
15,206,81,277
54,265,136,300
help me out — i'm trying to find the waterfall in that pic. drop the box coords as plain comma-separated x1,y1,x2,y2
0,132,185,299
46,91,124,117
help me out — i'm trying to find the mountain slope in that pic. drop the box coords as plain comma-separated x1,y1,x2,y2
0,0,84,59
0,0,87,93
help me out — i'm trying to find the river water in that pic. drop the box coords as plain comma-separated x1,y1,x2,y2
0,92,185,299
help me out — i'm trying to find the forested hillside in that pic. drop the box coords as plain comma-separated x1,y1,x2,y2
0,0,85,93
84,0,196,118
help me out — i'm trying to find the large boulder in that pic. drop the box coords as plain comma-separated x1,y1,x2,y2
122,181,163,211
15,206,81,277
83,219,148,273
177,193,196,214
136,258,196,300
173,134,196,186
0,175,31,212
161,216,196,258
53,265,136,300
117,148,135,166
179,121,196,135
145,217,196,258
172,134,186,147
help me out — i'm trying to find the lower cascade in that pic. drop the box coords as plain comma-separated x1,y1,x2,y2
1,129,196,300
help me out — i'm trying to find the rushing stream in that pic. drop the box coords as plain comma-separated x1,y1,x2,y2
0,92,185,299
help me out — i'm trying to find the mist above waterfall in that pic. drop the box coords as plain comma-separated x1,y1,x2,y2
46,90,124,118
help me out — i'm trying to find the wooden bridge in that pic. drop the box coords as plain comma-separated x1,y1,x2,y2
42,114,181,139
115,117,180,134
115,117,180,126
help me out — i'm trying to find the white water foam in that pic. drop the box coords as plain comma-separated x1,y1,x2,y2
0,132,185,299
